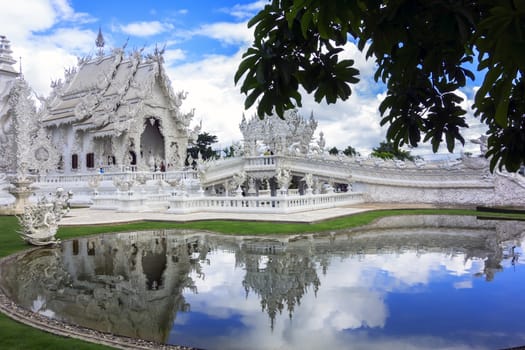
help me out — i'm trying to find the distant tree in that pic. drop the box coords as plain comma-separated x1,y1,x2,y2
343,145,358,157
235,0,525,172
222,145,235,158
328,146,339,155
371,141,414,161
187,132,218,162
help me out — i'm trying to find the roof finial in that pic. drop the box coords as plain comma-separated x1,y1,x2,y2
96,27,105,57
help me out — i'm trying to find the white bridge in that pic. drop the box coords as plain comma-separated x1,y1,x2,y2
1,153,521,215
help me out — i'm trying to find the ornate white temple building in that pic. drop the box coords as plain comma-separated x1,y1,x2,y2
0,34,524,215
41,46,195,174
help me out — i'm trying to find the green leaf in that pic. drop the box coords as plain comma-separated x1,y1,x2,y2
300,10,313,37
245,87,263,110
494,78,513,127
475,66,502,104
495,97,510,128
234,56,258,84
248,6,271,28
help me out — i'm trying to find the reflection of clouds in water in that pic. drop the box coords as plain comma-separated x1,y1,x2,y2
454,280,473,289
187,250,257,319
362,252,484,286
179,250,486,350
320,252,484,293
189,250,240,293
31,295,56,318
293,286,387,330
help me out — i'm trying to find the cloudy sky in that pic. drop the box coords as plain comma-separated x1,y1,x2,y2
0,0,487,157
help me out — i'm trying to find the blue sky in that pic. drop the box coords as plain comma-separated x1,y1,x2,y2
0,0,486,157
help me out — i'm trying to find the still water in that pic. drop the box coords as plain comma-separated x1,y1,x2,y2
2,215,525,350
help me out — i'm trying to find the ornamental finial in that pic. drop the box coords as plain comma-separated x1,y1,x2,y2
96,27,105,57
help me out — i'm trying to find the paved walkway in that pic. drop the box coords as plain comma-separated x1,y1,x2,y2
60,203,437,226
60,207,370,226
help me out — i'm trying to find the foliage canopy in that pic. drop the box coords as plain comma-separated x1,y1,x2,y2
343,145,358,157
371,141,415,161
235,0,525,171
187,132,218,161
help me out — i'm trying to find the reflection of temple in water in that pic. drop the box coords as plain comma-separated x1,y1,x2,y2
0,231,213,343
1,216,525,343
237,242,321,329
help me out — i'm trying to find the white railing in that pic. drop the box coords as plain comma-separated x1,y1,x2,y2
32,169,198,184
91,191,364,214
244,155,278,168
166,191,364,214
201,157,245,184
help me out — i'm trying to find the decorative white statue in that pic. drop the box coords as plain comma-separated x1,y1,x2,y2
232,170,247,196
18,203,59,246
232,170,246,188
275,166,291,194
239,109,318,156
17,189,72,246
302,173,314,195
471,135,489,155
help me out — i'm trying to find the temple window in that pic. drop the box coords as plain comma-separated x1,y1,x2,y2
129,151,137,165
71,154,78,169
86,153,95,168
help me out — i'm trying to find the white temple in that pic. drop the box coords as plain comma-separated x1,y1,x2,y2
0,34,524,215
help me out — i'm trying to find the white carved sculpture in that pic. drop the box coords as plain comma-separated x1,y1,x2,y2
275,167,291,195
17,190,72,246
471,135,489,155
302,173,314,195
114,176,136,194
232,170,246,196
233,170,246,188
87,175,101,196
18,203,59,246
247,177,257,196
52,187,73,220
240,109,318,156
167,178,186,197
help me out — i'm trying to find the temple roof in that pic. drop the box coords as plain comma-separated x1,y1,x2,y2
41,46,183,133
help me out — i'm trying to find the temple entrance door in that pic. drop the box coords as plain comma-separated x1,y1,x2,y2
141,117,165,169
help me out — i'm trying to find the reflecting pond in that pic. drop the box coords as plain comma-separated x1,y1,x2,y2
2,215,525,349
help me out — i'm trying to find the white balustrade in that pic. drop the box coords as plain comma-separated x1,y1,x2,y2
167,192,364,214
24,154,501,211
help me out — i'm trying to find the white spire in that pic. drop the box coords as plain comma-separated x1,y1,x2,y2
95,27,105,57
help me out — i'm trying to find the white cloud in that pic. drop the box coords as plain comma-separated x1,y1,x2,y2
119,21,174,37
168,50,249,147
0,1,58,40
193,22,253,45
0,1,96,97
163,49,186,64
15,46,78,97
39,27,97,52
0,0,94,42
51,0,94,24
224,1,267,20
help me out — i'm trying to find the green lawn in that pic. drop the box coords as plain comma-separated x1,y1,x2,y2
0,208,523,349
